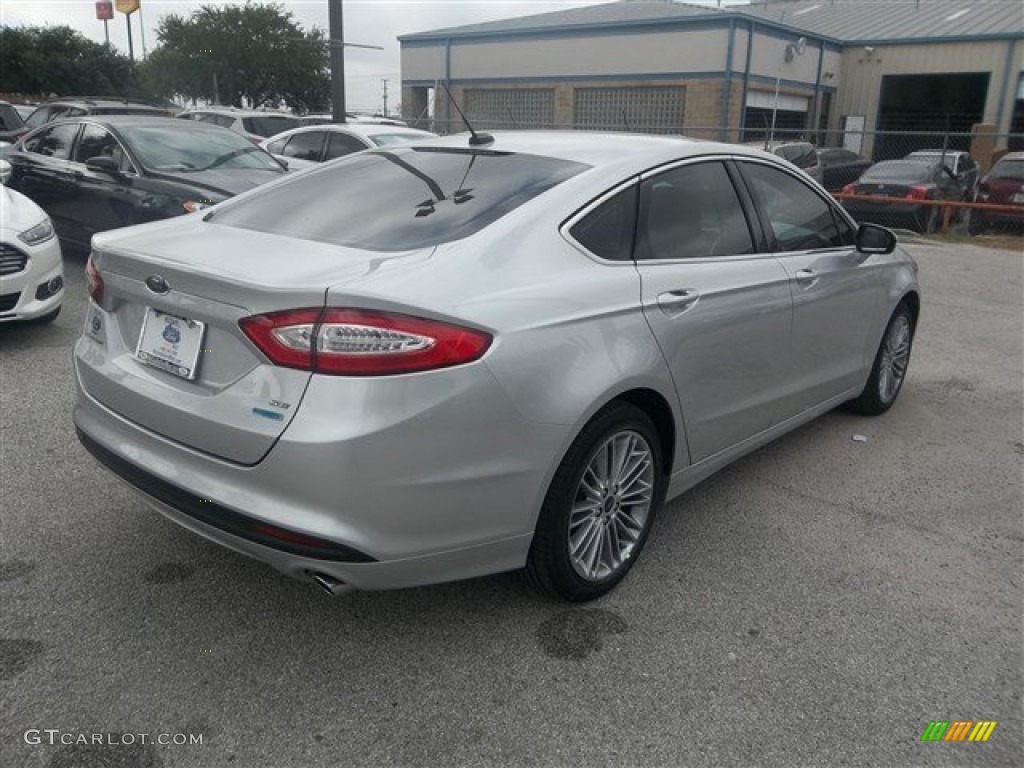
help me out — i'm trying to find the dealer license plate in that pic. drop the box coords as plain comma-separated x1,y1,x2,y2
135,308,205,380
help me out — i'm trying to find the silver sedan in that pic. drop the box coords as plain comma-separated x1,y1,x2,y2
73,131,919,601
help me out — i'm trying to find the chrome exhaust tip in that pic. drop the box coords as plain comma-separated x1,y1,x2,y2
310,571,352,597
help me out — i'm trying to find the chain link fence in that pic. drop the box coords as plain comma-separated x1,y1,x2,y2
405,112,1022,237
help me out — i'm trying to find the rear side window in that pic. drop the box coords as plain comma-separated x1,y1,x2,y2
637,161,754,260
23,123,79,159
211,147,589,252
0,104,24,131
569,185,637,261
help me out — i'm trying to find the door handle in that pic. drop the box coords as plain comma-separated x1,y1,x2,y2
657,289,700,314
795,269,818,287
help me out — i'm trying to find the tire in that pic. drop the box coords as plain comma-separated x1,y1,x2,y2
924,206,940,234
968,212,987,236
848,302,914,416
526,402,665,601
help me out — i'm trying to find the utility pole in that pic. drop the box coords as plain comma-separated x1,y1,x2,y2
328,0,346,122
382,78,388,117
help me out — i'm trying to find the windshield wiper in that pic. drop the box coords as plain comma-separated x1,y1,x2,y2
197,145,260,172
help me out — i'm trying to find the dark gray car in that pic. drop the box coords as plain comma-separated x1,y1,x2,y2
6,116,287,250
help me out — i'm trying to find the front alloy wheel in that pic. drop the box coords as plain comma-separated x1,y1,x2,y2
848,302,915,415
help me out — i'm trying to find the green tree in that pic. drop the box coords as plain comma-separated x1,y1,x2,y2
0,26,145,98
141,3,330,111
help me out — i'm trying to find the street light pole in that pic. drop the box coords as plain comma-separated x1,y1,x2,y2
328,0,346,122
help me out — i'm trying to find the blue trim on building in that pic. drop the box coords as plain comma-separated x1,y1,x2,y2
995,38,1019,129
812,42,825,134
432,71,733,86
739,21,755,136
722,19,736,140
400,13,844,49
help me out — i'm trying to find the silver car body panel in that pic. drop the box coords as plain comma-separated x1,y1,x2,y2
73,131,920,591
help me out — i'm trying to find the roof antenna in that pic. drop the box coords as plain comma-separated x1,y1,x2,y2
441,82,493,146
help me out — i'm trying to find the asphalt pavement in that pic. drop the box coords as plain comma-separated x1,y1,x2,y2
1,239,1021,767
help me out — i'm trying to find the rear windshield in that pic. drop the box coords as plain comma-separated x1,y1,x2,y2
242,115,300,137
862,162,933,183
0,104,25,131
93,106,168,116
367,132,433,146
210,146,589,251
990,159,1024,180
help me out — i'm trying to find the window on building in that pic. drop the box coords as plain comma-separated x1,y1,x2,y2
574,86,686,135
463,89,555,130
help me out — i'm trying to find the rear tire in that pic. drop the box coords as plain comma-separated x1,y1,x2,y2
526,402,665,601
848,302,914,416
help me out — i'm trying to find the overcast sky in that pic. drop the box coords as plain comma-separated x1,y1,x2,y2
1,1,734,112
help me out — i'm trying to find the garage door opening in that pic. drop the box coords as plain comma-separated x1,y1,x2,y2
742,90,810,143
874,72,989,159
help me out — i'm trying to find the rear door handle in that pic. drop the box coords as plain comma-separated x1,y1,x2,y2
795,269,818,287
657,289,700,314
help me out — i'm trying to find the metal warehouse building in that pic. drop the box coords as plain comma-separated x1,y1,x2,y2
400,0,1023,157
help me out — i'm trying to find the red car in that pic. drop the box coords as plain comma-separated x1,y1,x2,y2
969,152,1024,234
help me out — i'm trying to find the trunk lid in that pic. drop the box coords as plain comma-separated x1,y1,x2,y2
77,217,411,464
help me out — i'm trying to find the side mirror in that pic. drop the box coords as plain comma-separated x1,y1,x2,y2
856,222,896,255
0,158,11,185
85,156,121,175
277,157,289,170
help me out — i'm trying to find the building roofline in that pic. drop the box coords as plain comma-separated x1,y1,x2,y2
399,11,843,47
399,6,1022,48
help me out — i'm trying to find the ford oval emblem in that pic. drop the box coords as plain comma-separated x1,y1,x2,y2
146,275,169,294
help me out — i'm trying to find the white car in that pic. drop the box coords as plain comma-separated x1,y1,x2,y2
0,180,64,323
296,113,408,128
176,107,300,144
260,124,437,170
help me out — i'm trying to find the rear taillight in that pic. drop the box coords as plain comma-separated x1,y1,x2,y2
239,308,492,376
906,186,930,200
85,255,104,303
841,183,856,195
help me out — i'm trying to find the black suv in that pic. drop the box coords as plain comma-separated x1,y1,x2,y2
22,97,171,133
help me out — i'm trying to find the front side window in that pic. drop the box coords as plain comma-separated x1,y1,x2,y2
23,123,79,159
210,147,589,252
74,125,133,172
282,132,325,161
368,132,433,147
569,185,637,261
637,161,754,260
740,161,844,251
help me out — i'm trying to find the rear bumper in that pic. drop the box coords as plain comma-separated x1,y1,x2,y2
73,350,567,591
